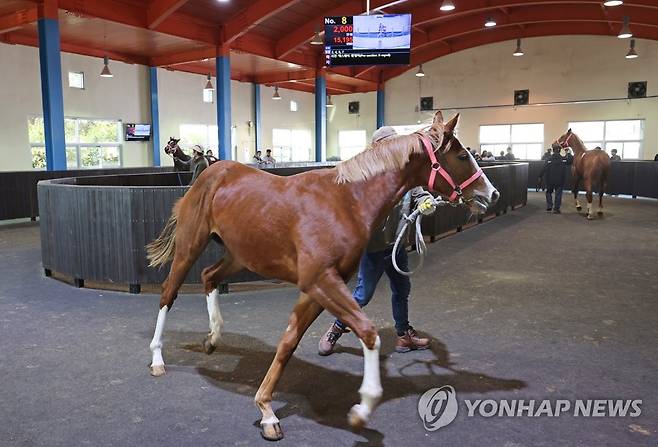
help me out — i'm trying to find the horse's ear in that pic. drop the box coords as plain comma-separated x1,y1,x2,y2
567,128,572,134
444,113,460,134
431,111,444,127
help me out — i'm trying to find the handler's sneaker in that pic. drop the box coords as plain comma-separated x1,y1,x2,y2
396,328,430,353
318,322,348,356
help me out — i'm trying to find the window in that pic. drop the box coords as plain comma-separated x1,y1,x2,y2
28,116,122,169
202,89,213,103
68,71,84,89
180,124,218,154
289,100,298,112
272,128,312,162
568,120,644,159
479,123,544,159
338,130,367,160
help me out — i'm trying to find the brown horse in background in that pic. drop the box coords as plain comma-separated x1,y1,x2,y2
555,129,610,220
145,111,499,441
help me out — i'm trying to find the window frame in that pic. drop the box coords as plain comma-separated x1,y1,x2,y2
479,122,545,160
28,115,124,170
272,128,312,162
338,129,367,160
567,119,644,159
68,71,85,90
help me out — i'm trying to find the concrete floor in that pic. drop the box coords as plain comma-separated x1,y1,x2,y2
1,192,657,446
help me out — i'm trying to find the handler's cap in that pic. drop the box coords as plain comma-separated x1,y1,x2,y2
371,126,397,144
192,144,205,154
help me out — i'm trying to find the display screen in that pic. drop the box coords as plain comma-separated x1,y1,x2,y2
324,14,411,66
125,124,151,141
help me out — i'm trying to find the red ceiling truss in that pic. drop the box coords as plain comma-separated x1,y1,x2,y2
0,0,656,94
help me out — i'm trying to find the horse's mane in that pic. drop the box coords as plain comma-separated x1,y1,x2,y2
335,128,444,184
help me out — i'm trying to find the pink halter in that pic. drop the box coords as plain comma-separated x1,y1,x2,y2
420,135,483,202
556,133,572,148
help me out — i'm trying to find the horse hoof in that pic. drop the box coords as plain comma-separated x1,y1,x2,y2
260,422,284,441
586,214,594,220
150,364,166,377
576,206,582,211
203,338,216,355
348,404,368,432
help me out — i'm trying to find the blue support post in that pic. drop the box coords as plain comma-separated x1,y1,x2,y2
149,67,161,166
37,16,66,171
376,87,385,129
315,75,326,162
216,55,231,160
253,83,261,153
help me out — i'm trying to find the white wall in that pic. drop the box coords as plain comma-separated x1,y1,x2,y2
259,85,315,160
384,36,658,159
0,42,151,171
326,92,377,159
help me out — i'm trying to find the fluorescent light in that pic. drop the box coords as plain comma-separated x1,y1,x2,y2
415,64,425,77
603,1,623,6
440,1,455,11
513,38,524,56
204,74,214,91
326,95,334,108
484,17,497,27
618,16,632,38
100,56,113,78
310,29,323,45
625,39,638,59
272,86,281,100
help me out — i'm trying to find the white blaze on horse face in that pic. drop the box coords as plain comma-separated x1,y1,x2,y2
150,305,168,368
473,173,498,204
206,289,223,346
349,336,383,425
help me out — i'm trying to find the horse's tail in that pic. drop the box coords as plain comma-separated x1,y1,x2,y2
146,201,180,267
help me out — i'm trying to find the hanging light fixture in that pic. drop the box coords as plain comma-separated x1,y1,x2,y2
625,39,638,59
513,38,524,56
272,86,282,100
310,29,323,45
439,1,455,11
415,64,425,77
100,56,113,78
484,17,497,27
204,74,214,91
603,1,623,6
618,16,632,38
326,95,334,108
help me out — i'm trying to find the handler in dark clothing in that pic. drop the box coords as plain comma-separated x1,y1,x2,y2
539,144,573,213
188,145,209,185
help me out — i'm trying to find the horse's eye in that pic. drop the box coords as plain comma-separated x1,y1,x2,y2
458,153,469,161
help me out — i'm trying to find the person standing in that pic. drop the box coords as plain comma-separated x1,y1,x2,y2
610,149,621,161
504,146,516,160
539,144,573,213
253,150,263,166
262,149,276,166
189,145,209,185
318,126,430,356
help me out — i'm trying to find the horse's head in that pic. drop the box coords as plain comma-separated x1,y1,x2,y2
164,137,181,155
421,111,499,214
554,128,574,149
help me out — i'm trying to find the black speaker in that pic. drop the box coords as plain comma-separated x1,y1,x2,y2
628,81,647,99
420,96,434,111
348,101,360,114
514,89,529,105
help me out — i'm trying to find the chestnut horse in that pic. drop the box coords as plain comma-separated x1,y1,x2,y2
146,112,499,440
554,129,610,220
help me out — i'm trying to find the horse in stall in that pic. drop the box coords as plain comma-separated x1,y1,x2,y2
554,129,610,220
145,111,499,441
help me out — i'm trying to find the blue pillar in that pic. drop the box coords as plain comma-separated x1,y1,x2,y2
216,55,231,160
315,75,326,162
37,16,66,171
253,83,261,153
149,67,161,166
376,87,385,129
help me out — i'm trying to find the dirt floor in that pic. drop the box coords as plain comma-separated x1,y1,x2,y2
1,192,657,446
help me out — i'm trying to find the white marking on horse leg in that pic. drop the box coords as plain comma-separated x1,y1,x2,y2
206,289,223,346
149,305,168,375
260,414,280,425
587,203,592,216
349,336,383,426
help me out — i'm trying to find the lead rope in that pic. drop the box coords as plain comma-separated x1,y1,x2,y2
391,192,464,276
